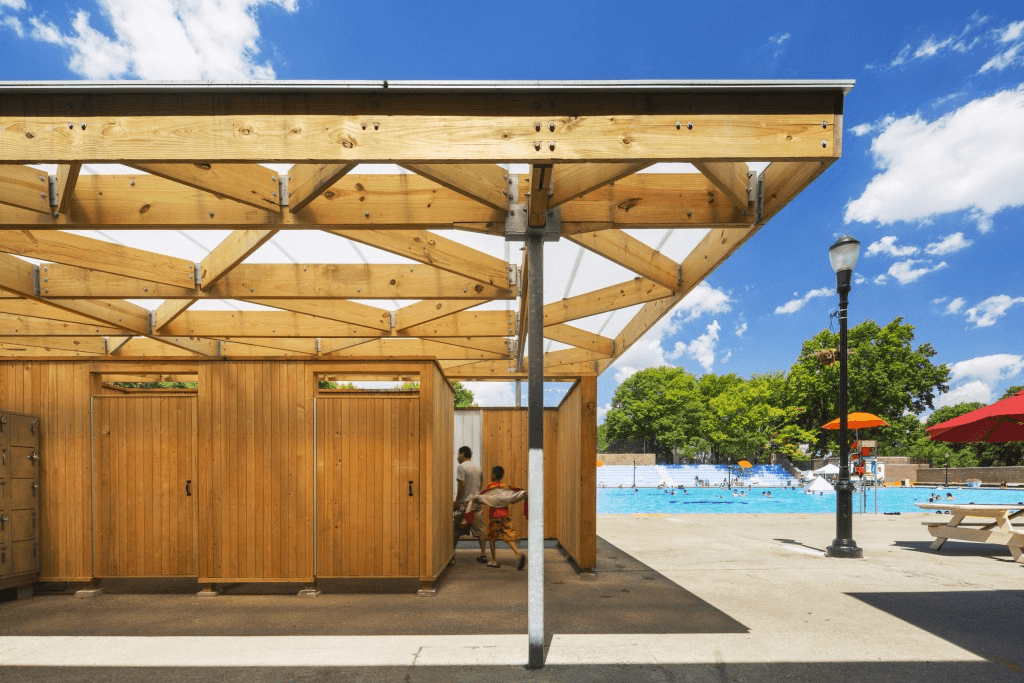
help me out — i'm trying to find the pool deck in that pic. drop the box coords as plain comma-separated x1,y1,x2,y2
2,513,1023,681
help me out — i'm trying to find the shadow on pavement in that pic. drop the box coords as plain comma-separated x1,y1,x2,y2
850,590,1024,679
0,537,745,636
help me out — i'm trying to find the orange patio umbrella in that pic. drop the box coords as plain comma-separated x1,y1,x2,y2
821,412,889,430
737,460,753,469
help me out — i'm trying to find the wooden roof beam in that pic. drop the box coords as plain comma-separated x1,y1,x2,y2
393,299,481,330
0,165,50,214
54,163,81,214
549,162,652,207
126,163,283,212
0,252,217,356
327,229,511,287
0,229,196,289
543,323,614,357
243,299,392,332
287,163,358,213
1,110,840,164
543,277,674,327
400,163,512,212
692,161,753,211
0,172,754,230
565,229,681,292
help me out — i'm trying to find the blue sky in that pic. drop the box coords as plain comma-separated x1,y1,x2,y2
1,1,1022,417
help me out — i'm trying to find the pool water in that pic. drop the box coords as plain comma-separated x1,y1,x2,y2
597,486,1024,514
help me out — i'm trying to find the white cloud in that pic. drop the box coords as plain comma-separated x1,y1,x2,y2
915,35,954,59
769,32,790,45
597,403,610,423
932,297,947,305
945,297,966,314
890,44,911,67
853,274,867,285
1,15,23,36
979,41,1024,73
666,320,721,373
925,232,973,255
774,287,832,314
934,380,996,408
999,20,1024,43
734,320,747,338
934,352,1024,409
866,235,919,258
850,122,874,137
964,294,1024,327
677,282,732,321
0,0,26,9
25,0,298,80
845,87,1024,228
609,310,681,384
873,274,888,285
460,381,517,408
887,259,948,285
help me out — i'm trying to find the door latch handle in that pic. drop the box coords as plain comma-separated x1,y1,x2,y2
185,480,192,497
408,480,414,497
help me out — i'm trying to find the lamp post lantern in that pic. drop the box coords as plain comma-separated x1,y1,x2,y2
826,235,864,559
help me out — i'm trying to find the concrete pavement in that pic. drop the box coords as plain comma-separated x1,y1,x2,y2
1,513,1022,681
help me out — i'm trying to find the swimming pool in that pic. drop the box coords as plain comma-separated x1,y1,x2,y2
597,486,1024,514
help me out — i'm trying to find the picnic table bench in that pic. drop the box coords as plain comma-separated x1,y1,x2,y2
916,503,1024,563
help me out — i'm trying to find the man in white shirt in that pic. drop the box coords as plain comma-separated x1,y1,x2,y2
454,446,486,560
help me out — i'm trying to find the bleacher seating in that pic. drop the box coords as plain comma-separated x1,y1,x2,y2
596,463,797,488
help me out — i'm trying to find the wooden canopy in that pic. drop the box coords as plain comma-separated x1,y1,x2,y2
0,80,851,380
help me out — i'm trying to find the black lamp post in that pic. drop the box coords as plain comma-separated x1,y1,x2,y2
826,235,864,559
945,455,949,487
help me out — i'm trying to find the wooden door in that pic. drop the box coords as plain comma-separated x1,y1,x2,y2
316,394,420,577
92,396,198,577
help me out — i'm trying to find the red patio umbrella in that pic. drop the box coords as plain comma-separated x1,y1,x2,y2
927,390,1024,442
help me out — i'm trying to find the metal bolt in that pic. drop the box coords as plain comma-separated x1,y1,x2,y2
129,179,135,186
44,288,48,293
687,122,693,130
548,122,555,132
143,288,148,293
687,210,693,217
364,211,370,218
549,142,556,151
67,122,73,129
271,176,277,182
373,122,379,130
38,175,45,182
821,140,828,148
272,192,277,197
81,123,87,130
361,123,366,130
822,121,828,129
676,121,682,130
509,209,515,216
534,142,541,151
356,288,361,293
534,122,541,132
39,192,46,199
209,211,215,218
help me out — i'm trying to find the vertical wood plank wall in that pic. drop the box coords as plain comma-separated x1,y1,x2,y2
555,378,598,570
92,395,197,577
476,408,560,540
425,365,454,581
198,362,314,582
315,392,420,577
0,363,93,581
1,360,595,582
469,377,597,570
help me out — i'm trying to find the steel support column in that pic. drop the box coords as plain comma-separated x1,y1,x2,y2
526,231,545,668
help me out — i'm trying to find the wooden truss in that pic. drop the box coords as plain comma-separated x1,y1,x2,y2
0,81,850,378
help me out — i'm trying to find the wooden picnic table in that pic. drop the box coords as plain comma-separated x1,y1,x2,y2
916,503,1024,563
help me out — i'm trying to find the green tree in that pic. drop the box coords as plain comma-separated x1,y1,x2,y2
785,317,950,455
604,366,704,462
399,380,475,407
596,423,610,453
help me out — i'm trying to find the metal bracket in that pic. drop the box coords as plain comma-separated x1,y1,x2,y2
510,339,518,359
33,265,40,296
677,264,683,288
47,174,59,208
389,312,397,329
278,175,290,208
507,263,518,289
194,263,202,287
316,338,322,355
506,174,519,205
505,204,561,242
148,310,155,335
751,172,764,225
